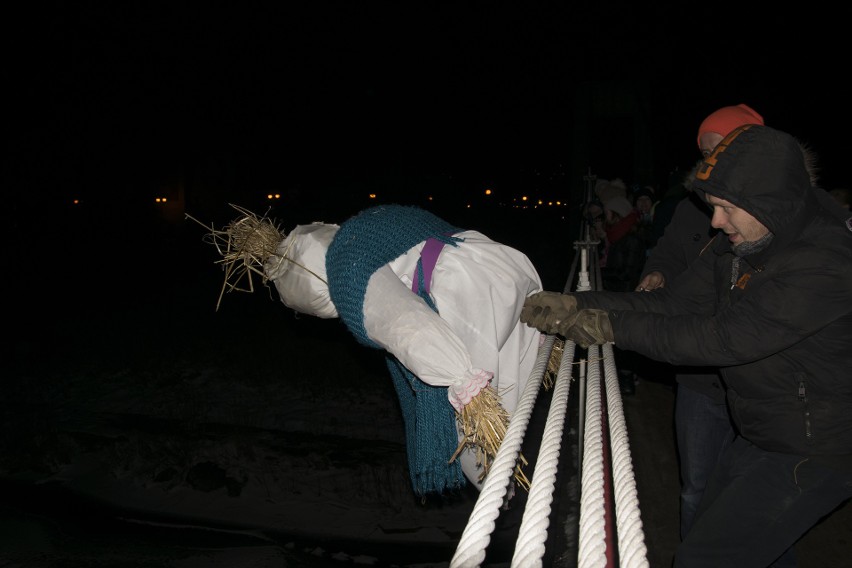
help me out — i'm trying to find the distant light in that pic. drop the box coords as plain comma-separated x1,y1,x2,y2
484,188,492,196
466,203,472,208
521,196,527,201
72,199,80,205
266,193,281,200
155,197,168,203
428,196,434,201
369,193,377,199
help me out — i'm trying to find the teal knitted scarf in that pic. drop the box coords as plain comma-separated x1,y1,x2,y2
326,204,466,496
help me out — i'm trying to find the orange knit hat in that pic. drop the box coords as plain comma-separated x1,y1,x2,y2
697,104,765,148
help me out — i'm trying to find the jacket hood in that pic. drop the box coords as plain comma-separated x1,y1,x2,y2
687,132,850,236
692,125,816,244
686,140,819,191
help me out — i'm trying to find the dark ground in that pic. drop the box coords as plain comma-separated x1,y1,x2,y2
4,358,848,567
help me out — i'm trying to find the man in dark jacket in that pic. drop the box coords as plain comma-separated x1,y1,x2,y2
522,125,852,567
637,104,766,542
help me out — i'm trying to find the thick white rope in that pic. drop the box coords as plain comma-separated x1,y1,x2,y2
601,343,650,567
577,344,608,568
451,238,649,566
450,334,554,568
450,339,649,567
510,340,577,567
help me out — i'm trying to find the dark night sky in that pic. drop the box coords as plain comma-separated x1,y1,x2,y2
13,3,850,212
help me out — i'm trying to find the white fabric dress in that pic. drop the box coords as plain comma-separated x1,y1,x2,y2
266,224,543,489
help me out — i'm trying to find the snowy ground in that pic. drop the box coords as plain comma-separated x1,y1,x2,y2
0,340,482,566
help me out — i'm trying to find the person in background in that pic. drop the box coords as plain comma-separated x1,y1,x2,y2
600,195,647,395
595,178,637,248
585,177,632,276
521,124,852,567
595,177,630,204
601,196,646,293
583,199,609,267
695,103,764,158
648,168,690,255
633,185,657,220
637,103,765,542
632,185,658,258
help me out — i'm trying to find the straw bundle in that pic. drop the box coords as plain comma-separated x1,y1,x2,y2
186,205,285,311
544,338,565,390
451,338,565,490
450,386,530,491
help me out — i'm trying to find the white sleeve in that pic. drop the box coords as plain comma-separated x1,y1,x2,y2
363,265,493,412
363,265,474,387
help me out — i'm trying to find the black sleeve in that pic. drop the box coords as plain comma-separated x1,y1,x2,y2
642,193,712,281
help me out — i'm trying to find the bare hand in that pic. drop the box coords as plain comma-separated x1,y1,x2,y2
636,271,665,292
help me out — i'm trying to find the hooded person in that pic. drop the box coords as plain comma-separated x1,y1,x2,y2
697,104,849,225
632,186,656,218
262,204,543,497
643,103,846,295
636,104,848,552
521,125,852,566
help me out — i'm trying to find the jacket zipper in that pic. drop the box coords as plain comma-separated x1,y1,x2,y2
798,379,813,442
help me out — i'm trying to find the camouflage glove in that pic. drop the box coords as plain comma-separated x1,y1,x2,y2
562,309,614,349
520,291,579,335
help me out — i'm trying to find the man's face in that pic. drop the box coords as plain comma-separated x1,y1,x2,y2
706,194,769,247
636,195,653,214
699,132,725,157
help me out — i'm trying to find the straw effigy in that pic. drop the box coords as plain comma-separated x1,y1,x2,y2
188,205,533,491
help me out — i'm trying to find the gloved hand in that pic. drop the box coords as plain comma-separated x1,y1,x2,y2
520,292,579,335
562,309,614,349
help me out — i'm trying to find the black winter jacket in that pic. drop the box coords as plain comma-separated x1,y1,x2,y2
577,125,852,470
640,190,724,399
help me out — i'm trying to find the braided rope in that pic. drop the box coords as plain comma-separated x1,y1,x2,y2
511,340,577,567
450,335,554,568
